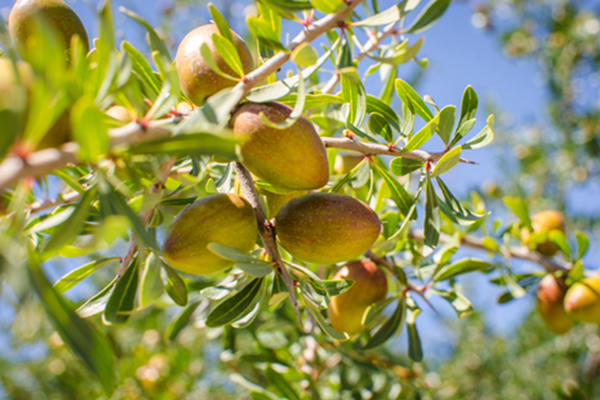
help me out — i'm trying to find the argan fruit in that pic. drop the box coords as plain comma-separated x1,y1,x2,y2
521,210,565,257
8,0,89,61
176,101,193,115
259,188,307,220
564,276,600,324
162,193,258,275
275,193,381,264
327,259,388,335
334,153,364,175
231,102,329,190
175,24,253,106
106,105,133,123
537,275,574,335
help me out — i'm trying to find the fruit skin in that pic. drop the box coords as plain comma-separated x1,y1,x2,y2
334,153,364,175
275,193,381,264
106,105,133,123
521,210,565,257
537,275,574,335
257,187,307,220
564,276,600,324
175,24,253,106
162,193,258,275
231,102,329,190
8,0,89,61
327,259,388,335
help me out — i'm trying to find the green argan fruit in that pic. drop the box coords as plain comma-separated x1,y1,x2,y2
8,0,89,61
328,259,388,335
163,193,258,275
175,24,253,106
231,102,329,190
537,275,574,335
275,193,381,264
521,210,565,257
257,187,307,220
106,105,133,123
564,276,600,324
334,153,364,175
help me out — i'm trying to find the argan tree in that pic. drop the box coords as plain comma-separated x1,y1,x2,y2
0,0,597,398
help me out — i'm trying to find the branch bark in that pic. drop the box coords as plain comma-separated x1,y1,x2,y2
233,162,302,324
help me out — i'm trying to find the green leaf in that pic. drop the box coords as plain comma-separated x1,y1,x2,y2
372,162,413,217
230,373,281,400
549,230,571,259
53,258,119,294
424,178,440,250
311,0,347,14
437,178,488,223
434,258,493,282
279,93,343,109
320,279,355,297
463,114,495,150
341,67,367,127
264,0,313,12
352,5,401,26
361,296,406,350
366,95,401,132
437,105,456,146
28,252,116,396
406,302,423,362
503,197,531,229
76,278,116,318
395,78,433,122
103,257,140,324
139,253,164,307
303,297,349,341
400,114,439,151
201,279,240,300
362,296,397,327
452,85,478,146
200,42,240,81
212,33,245,77
269,273,289,306
247,17,288,52
390,158,425,176
71,97,109,161
128,133,240,159
291,43,318,67
429,288,473,318
122,41,161,98
405,0,451,33
208,3,235,43
575,231,589,261
231,280,265,328
259,66,306,130
369,112,393,143
161,263,189,306
430,146,462,178
120,7,171,63
266,366,300,400
44,187,97,253
207,243,267,264
366,38,423,65
205,278,264,327
166,299,204,341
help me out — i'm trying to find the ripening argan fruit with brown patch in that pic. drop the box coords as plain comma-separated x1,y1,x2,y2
162,194,258,275
8,0,89,62
175,24,253,106
521,210,565,257
564,276,600,324
275,193,381,264
231,102,329,190
537,275,574,335
327,259,388,335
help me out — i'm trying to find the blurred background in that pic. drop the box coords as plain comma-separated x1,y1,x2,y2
1,0,600,398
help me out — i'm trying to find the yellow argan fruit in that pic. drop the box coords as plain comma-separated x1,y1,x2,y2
175,24,253,106
537,275,574,335
327,259,388,335
162,193,258,275
106,105,133,123
259,188,307,220
564,276,600,324
231,102,329,190
521,210,565,257
334,153,364,175
8,0,89,61
275,193,381,264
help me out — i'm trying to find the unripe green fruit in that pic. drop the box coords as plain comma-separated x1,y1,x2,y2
231,102,329,190
537,275,574,335
106,105,133,123
521,210,565,257
8,0,89,62
275,193,381,264
334,153,364,175
175,24,253,106
162,193,258,275
564,276,600,324
257,187,307,220
327,259,388,335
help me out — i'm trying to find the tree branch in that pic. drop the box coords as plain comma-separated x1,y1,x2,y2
233,162,302,325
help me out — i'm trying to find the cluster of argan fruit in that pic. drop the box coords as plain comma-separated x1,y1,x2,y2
526,211,600,334
3,0,387,335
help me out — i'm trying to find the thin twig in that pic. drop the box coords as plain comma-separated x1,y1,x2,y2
233,162,302,325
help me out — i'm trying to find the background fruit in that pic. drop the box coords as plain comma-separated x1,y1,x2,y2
8,0,89,61
564,276,600,324
163,193,258,275
175,24,253,106
537,275,574,334
521,210,565,256
327,259,388,335
275,193,381,264
231,102,329,190
257,187,307,220
106,105,133,123
334,153,364,175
